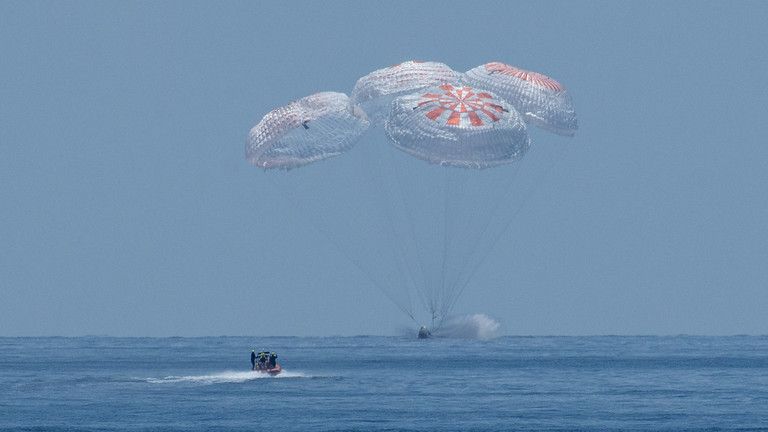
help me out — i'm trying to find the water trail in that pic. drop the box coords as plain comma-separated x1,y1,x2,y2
432,314,501,340
144,370,307,384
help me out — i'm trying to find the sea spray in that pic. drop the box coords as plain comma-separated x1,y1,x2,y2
432,314,501,340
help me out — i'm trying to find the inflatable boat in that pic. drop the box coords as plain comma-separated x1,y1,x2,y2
258,364,282,375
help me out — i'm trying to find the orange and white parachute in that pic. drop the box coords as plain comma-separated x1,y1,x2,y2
246,92,369,169
462,62,578,137
350,61,461,124
384,83,529,169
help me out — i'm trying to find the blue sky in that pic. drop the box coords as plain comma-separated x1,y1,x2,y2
1,1,767,336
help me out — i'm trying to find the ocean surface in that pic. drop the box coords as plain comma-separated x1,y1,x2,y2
1,336,766,431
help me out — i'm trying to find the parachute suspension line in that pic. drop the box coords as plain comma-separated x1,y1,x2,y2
443,176,537,316
290,160,418,325
330,227,416,324
431,167,473,329
308,210,418,325
443,162,526,316
386,147,433,319
444,145,568,316
439,166,473,326
440,162,523,320
432,167,449,324
437,166,451,326
365,144,422,320
283,172,412,321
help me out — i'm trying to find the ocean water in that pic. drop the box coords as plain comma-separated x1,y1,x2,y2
1,336,766,431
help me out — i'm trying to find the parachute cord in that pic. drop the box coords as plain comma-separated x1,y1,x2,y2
384,148,430,316
440,162,523,318
387,148,432,317
370,139,439,320
439,167,450,321
309,216,418,325
290,151,418,326
444,144,568,316
365,144,421,320
439,167,472,322
445,163,532,315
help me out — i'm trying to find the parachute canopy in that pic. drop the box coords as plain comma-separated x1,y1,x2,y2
247,92,369,169
385,83,529,169
463,62,578,137
351,60,461,124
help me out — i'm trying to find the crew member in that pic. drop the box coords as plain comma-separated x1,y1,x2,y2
268,352,277,368
250,350,257,370
258,351,268,370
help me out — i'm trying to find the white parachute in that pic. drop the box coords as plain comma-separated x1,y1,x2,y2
246,92,369,169
463,62,578,136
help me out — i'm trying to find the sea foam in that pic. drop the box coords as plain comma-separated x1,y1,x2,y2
145,370,306,384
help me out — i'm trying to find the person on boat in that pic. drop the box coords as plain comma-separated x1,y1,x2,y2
268,352,278,369
258,351,268,370
250,350,257,370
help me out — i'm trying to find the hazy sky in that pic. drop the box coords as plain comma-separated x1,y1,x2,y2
2,1,767,336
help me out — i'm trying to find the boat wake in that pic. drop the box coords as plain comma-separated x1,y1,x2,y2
145,370,307,384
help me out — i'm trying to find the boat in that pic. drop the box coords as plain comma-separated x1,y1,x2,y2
260,363,282,375
252,351,282,375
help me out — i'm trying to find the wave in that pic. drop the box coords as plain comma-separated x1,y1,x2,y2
144,369,307,384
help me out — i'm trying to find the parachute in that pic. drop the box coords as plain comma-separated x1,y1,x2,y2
246,92,369,169
463,62,578,137
247,61,577,332
351,61,461,124
385,83,529,168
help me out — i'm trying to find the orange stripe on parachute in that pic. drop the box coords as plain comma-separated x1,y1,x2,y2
484,62,564,92
468,111,483,126
426,107,446,120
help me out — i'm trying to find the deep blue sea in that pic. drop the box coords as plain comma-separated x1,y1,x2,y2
1,336,767,431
